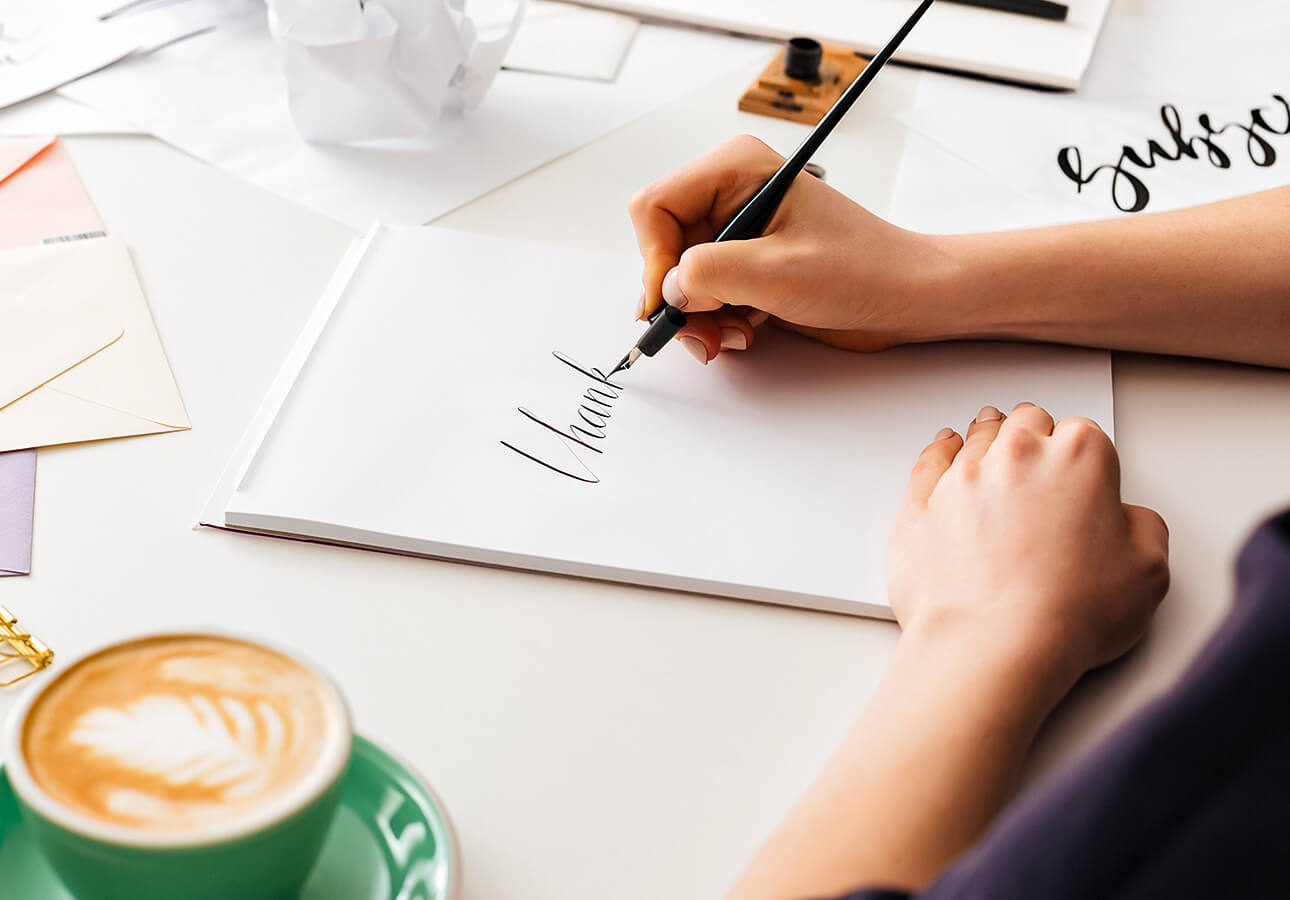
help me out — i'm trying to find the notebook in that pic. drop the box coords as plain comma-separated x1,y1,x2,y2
203,226,1113,618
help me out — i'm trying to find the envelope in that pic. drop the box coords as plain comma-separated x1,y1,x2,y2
0,135,106,246
0,236,190,452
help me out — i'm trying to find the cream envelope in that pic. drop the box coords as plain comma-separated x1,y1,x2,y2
0,135,106,247
0,237,190,452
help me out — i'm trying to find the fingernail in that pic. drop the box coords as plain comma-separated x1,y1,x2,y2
975,405,1002,423
720,327,747,350
746,310,770,328
1014,401,1036,410
679,335,708,365
935,427,955,440
634,291,647,321
661,266,689,310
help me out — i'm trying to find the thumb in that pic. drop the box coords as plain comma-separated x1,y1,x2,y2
1124,503,1169,555
1124,503,1171,605
665,240,770,314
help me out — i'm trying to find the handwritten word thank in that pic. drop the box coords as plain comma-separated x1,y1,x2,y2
1056,95,1290,213
500,352,623,484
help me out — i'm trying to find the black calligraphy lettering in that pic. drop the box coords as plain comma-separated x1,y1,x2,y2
1196,114,1234,167
1056,93,1289,213
1110,149,1152,213
1159,104,1199,161
500,352,626,484
1056,145,1093,189
1057,145,1150,213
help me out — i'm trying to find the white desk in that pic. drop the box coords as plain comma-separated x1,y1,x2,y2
4,61,1290,900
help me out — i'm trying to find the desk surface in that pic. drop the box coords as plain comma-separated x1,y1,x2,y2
4,59,1290,900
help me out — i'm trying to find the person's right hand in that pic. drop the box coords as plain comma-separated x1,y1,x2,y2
627,134,953,364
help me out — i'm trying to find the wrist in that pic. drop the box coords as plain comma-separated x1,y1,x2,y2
902,232,1025,345
895,612,1083,721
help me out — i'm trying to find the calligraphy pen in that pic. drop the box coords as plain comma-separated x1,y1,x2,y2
608,0,937,377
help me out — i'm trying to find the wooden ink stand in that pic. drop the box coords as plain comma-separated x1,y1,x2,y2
739,37,868,126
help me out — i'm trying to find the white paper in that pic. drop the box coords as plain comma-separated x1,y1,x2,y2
500,1,638,82
568,0,1113,89
0,17,139,109
0,93,145,136
267,0,527,143
207,226,1113,618
0,237,190,452
59,17,774,227
896,1,1290,219
0,0,260,110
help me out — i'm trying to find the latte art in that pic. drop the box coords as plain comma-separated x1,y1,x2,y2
23,636,338,833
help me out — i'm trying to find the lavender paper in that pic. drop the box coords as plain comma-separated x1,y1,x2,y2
0,449,35,576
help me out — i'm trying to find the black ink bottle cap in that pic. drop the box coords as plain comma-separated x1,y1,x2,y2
784,37,823,82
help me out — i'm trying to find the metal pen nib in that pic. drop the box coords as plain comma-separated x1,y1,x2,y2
607,347,641,378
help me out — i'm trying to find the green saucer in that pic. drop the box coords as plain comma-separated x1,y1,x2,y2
0,735,459,900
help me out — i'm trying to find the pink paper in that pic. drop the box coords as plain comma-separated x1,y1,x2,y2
0,450,35,576
0,136,105,245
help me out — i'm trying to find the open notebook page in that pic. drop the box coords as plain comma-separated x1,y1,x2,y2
207,226,1112,618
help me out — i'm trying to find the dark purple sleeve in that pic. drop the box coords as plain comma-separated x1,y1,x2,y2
835,510,1290,900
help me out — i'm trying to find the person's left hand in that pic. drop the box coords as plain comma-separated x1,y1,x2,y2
887,403,1170,685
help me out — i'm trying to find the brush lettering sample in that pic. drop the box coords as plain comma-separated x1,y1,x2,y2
1057,94,1290,213
500,352,624,484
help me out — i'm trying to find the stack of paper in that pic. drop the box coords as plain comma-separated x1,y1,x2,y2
0,135,190,576
205,226,1113,618
0,133,108,577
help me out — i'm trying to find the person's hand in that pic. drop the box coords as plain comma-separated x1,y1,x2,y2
727,404,1169,900
887,403,1170,687
627,134,952,364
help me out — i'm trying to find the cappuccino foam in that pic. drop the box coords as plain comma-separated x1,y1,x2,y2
23,635,338,833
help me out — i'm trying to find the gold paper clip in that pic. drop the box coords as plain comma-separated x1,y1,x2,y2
0,605,54,687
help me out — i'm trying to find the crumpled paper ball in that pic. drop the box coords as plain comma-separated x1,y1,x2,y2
266,0,526,144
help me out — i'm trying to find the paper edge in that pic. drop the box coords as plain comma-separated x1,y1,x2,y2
565,0,1113,89
218,510,898,620
502,10,640,82
197,226,380,528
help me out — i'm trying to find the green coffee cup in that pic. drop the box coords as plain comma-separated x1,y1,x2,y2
3,631,354,900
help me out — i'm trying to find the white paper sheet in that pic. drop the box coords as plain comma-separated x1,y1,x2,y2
0,16,140,110
500,1,638,82
59,16,773,227
0,0,260,110
570,0,1113,89
896,1,1290,219
0,93,145,136
205,226,1113,618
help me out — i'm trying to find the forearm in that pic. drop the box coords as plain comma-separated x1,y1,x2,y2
923,186,1290,368
728,624,1077,900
